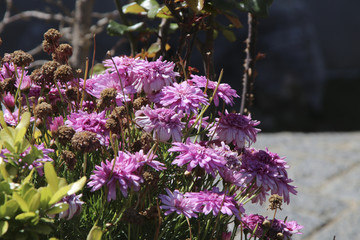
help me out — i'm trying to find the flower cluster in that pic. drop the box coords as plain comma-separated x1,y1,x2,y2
0,30,302,239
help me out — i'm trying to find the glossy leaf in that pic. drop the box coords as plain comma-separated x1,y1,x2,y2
67,176,86,195
46,203,69,215
0,221,8,237
49,185,71,206
29,192,41,212
107,20,144,36
222,29,237,42
156,6,172,19
186,0,205,12
39,187,52,209
241,0,274,17
15,211,37,221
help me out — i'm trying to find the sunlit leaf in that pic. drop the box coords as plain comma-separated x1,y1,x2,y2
148,42,161,54
67,176,86,195
44,162,59,194
15,112,30,132
29,192,41,212
15,211,36,221
0,200,19,218
49,185,71,206
122,2,146,14
0,221,8,237
13,192,29,212
46,203,69,215
39,187,52,209
23,169,34,184
186,0,205,12
87,225,103,240
156,6,173,18
107,21,144,36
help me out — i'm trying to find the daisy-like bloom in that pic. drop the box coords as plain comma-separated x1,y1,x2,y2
130,150,166,171
208,111,260,148
135,106,185,142
85,72,135,106
169,141,227,177
185,187,244,219
87,151,143,201
159,189,198,218
133,57,179,95
65,110,109,145
3,92,15,109
188,74,239,106
154,81,209,115
49,116,64,134
3,109,35,126
58,194,84,220
239,148,297,204
241,214,303,239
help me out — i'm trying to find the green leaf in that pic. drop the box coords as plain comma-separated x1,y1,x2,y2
22,146,43,165
107,20,144,36
39,187,52,209
15,211,36,221
23,169,34,184
23,187,37,203
29,192,41,212
87,225,103,240
122,2,146,14
13,192,29,212
0,200,19,218
0,159,9,181
140,0,161,18
67,176,86,195
49,185,71,206
30,223,53,235
46,203,69,215
186,0,205,12
148,42,161,54
0,221,8,237
222,29,237,42
15,112,30,131
44,162,59,194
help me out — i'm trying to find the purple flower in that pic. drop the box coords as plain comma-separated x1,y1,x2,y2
49,116,64,134
3,109,35,126
189,75,239,106
241,214,303,239
85,72,136,106
208,111,260,148
184,188,244,219
3,92,15,109
154,81,209,115
239,148,297,204
169,141,227,177
58,194,84,220
65,110,109,145
159,189,198,218
133,57,179,95
131,150,166,171
135,106,185,142
87,151,143,201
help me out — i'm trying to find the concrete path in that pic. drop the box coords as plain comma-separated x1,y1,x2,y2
242,132,360,239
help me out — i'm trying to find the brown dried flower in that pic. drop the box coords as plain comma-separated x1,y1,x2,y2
34,102,52,119
10,50,34,67
71,131,100,152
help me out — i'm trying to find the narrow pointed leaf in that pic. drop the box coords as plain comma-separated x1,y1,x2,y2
44,162,59,194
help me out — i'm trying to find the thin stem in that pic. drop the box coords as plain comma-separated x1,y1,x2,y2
80,57,89,109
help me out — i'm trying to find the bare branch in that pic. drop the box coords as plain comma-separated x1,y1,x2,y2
43,0,72,17
91,10,119,19
0,10,73,33
26,44,44,57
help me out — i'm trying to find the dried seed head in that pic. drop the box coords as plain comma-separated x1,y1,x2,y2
53,43,73,63
268,194,283,211
65,87,79,102
100,88,117,104
30,68,45,86
121,208,144,225
1,77,16,94
140,133,152,153
56,125,76,145
10,50,34,67
139,206,159,220
1,53,12,65
112,106,126,119
133,97,149,111
105,116,121,133
43,29,61,52
61,150,77,170
54,64,73,84
34,102,52,119
142,171,159,189
41,60,60,84
71,131,100,152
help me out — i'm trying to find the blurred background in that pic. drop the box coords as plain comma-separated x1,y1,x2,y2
1,0,359,132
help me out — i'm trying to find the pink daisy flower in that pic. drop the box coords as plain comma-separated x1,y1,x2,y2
159,189,198,218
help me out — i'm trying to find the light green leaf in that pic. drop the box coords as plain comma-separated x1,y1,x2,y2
156,6,173,18
0,159,9,181
23,169,34,184
44,162,59,194
148,42,161,54
13,192,29,212
23,187,37,204
0,221,8,237
29,192,41,212
0,200,19,218
15,211,36,221
15,112,30,131
39,187,52,209
140,0,160,11
46,203,69,215
107,21,144,36
49,185,71,206
87,225,103,240
67,176,87,195
123,2,146,14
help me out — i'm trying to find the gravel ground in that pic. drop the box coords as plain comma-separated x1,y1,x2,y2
240,132,360,240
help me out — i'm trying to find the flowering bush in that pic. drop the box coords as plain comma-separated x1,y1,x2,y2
0,27,303,240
